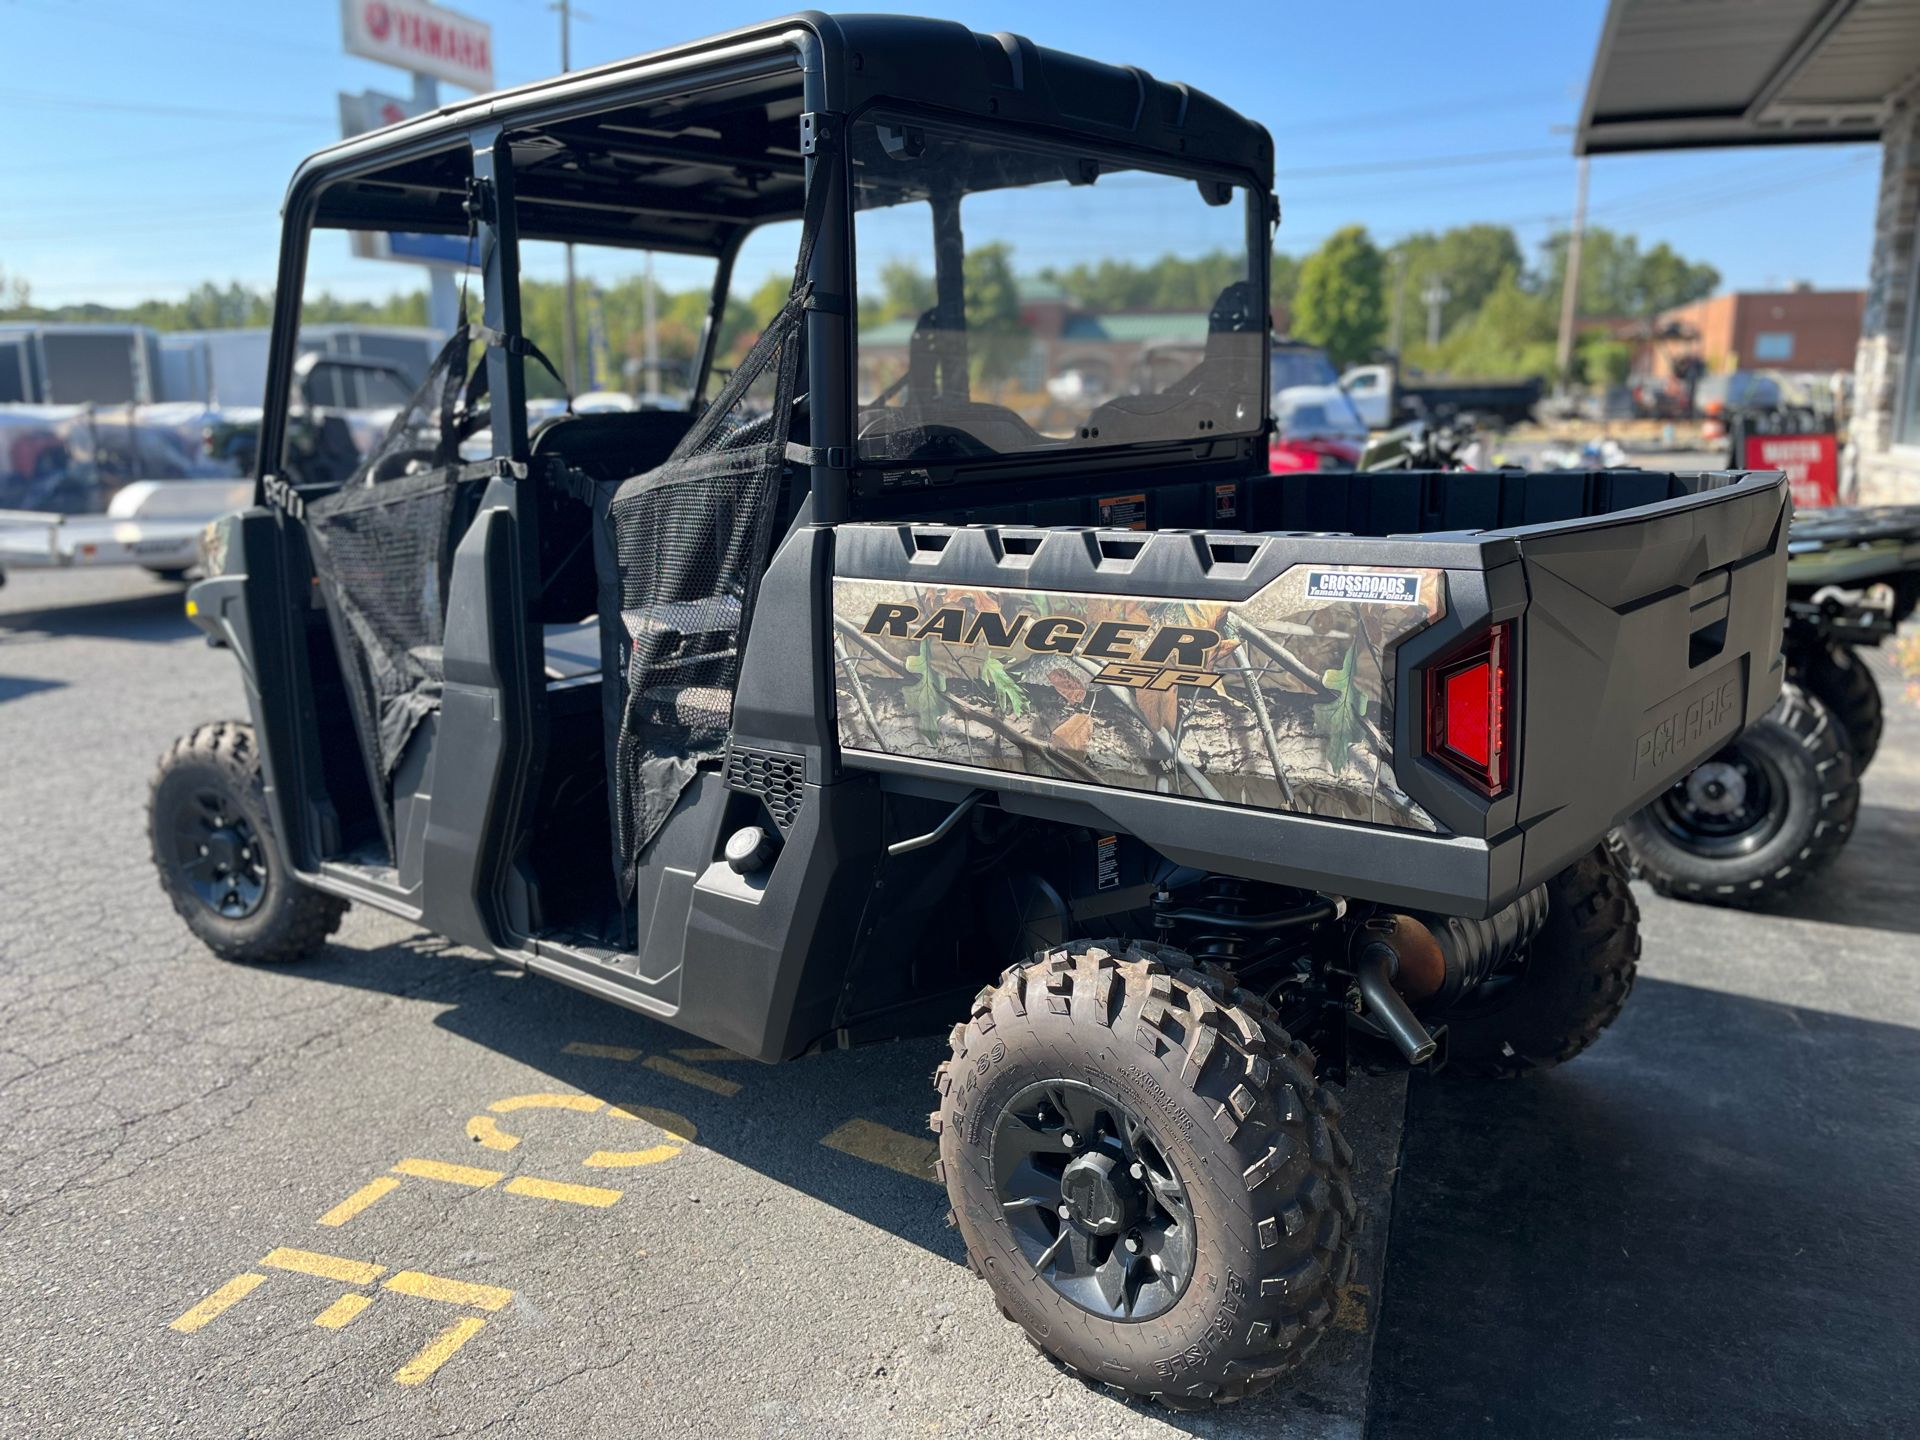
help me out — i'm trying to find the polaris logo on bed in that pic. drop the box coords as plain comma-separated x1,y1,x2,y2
1304,570,1422,604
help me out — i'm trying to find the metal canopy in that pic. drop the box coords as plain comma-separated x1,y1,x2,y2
1577,0,1920,155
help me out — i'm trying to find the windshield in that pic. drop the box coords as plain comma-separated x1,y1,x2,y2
849,113,1261,466
1271,346,1339,393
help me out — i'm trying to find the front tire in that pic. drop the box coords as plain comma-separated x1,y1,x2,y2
1442,843,1640,1079
1791,641,1882,775
933,940,1356,1407
149,721,347,963
1615,683,1858,907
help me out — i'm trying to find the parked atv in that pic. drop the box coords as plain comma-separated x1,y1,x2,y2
1617,504,1919,905
148,14,1791,1407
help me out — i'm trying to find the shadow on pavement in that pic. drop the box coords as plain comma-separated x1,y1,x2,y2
1369,974,1920,1439
0,586,196,645
0,675,67,704
1755,802,1920,937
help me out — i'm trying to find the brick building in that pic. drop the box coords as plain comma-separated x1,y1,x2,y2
1579,0,1920,502
1647,288,1864,378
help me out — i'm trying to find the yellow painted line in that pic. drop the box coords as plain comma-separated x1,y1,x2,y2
384,1270,515,1312
312,1293,373,1330
318,1176,403,1227
261,1248,386,1286
170,1272,265,1333
392,1157,504,1189
465,1115,520,1151
488,1092,605,1115
820,1118,941,1185
503,1175,624,1208
643,1054,741,1097
671,1047,745,1063
1334,1282,1371,1334
562,1041,644,1062
589,1103,697,1168
393,1316,489,1386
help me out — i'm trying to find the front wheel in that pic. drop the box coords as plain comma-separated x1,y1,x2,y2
933,940,1356,1408
149,721,347,963
1615,683,1858,907
1791,641,1882,775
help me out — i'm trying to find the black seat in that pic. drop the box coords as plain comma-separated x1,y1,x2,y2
530,409,697,482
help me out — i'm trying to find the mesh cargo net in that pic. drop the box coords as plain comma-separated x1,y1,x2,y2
305,325,487,785
605,199,821,895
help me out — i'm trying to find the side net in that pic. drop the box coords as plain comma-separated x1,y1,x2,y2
304,326,485,787
605,186,824,895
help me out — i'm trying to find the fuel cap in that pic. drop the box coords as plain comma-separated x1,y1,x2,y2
724,825,776,874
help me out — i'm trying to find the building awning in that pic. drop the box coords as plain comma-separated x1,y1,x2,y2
1577,0,1920,155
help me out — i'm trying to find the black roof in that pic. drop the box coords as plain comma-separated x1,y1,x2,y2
295,12,1271,252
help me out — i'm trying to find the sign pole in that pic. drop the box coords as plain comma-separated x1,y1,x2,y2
411,70,462,336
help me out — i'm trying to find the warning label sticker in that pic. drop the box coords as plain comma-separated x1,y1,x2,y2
1098,493,1148,530
1304,570,1423,604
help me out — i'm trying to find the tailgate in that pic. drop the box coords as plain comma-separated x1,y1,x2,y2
1510,470,1790,886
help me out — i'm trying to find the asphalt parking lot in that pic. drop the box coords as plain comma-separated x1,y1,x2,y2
2,566,1916,1438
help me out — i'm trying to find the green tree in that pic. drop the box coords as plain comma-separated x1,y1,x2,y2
1429,268,1556,379
1293,226,1387,367
1538,227,1718,322
1388,224,1525,339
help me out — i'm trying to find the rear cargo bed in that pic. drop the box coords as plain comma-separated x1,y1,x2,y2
818,468,1790,916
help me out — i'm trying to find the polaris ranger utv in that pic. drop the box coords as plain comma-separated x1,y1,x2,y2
149,14,1792,1406
1617,503,1920,905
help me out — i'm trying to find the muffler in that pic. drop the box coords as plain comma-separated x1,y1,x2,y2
1352,938,1438,1064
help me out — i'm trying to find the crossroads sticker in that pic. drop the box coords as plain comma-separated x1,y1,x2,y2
1304,569,1423,604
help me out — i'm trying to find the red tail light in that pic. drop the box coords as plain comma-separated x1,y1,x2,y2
1424,624,1511,796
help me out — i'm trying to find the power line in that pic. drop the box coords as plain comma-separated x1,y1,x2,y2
0,88,329,126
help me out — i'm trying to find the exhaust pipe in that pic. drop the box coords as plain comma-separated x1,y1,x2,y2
1353,942,1438,1064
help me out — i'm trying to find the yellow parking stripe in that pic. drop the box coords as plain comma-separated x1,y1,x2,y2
562,1041,644,1062
671,1047,745,1063
261,1249,386,1286
170,1273,265,1333
488,1093,604,1114
318,1176,403,1227
312,1293,373,1330
393,1316,489,1386
391,1157,504,1188
503,1176,623,1207
384,1271,515,1312
642,1055,741,1097
820,1119,941,1184
464,1116,519,1151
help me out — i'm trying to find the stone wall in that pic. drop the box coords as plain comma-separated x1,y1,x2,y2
1854,100,1920,503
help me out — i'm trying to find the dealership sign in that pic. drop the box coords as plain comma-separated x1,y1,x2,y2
342,0,493,92
1742,433,1841,509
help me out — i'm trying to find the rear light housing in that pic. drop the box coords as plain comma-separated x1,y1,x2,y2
1423,623,1512,797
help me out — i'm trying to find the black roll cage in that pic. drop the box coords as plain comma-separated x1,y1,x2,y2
256,12,1277,528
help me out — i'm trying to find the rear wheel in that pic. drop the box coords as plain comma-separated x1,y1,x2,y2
1441,844,1640,1079
1616,683,1858,907
933,940,1356,1407
149,721,347,963
1791,641,1882,775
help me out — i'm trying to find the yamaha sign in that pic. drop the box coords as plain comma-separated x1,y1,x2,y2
341,0,494,92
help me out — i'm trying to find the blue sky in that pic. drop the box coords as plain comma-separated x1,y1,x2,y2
0,0,1881,308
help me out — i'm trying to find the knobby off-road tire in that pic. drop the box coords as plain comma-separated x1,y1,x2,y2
1442,843,1640,1079
1791,641,1883,775
932,940,1357,1408
149,721,347,963
1616,683,1858,908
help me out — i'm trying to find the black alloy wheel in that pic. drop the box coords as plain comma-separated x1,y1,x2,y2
992,1079,1192,1321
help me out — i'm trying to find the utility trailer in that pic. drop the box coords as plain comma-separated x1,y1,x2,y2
149,13,1791,1406
1618,503,1920,903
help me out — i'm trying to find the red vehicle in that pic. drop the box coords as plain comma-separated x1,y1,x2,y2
1269,340,1366,472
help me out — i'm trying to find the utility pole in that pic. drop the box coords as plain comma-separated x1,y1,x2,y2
555,0,579,395
643,250,660,398
1421,275,1450,349
1389,250,1408,356
1555,156,1589,387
